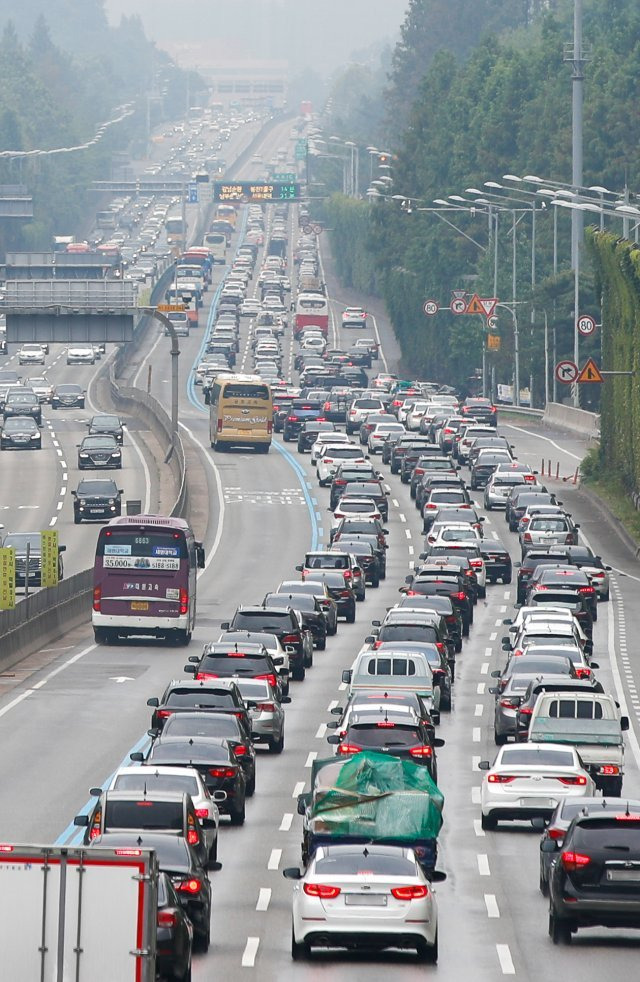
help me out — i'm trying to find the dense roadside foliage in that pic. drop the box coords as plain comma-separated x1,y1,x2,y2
0,1,194,251
324,0,640,398
586,230,640,494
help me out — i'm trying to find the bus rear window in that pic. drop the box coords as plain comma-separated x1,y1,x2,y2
224,383,270,400
97,531,187,559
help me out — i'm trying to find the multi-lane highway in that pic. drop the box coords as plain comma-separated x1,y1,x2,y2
1,116,640,982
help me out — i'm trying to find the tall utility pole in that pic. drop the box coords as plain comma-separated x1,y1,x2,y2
565,0,587,407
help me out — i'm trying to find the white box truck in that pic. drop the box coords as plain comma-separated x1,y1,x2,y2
0,844,158,981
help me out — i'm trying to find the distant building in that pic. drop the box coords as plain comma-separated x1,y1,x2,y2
204,59,288,110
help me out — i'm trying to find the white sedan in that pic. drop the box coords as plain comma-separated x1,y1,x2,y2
310,431,352,466
479,743,595,830
331,496,381,528
317,445,368,486
18,344,46,365
285,843,443,961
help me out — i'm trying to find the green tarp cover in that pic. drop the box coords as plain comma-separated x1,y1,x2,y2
530,717,623,747
308,751,444,840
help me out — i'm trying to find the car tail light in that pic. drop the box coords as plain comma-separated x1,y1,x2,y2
303,883,341,899
157,911,177,927
114,848,142,856
256,673,277,688
409,746,433,758
232,744,248,756
452,591,467,601
217,418,223,432
177,878,202,895
196,672,218,680
561,851,591,872
599,765,620,776
157,709,172,719
195,808,210,819
267,419,273,435
92,587,101,612
209,767,236,779
337,743,361,755
282,634,299,644
257,702,276,712
523,532,532,543
391,884,428,900
324,402,331,411
557,775,588,785
575,667,592,679
470,559,483,569
499,698,520,708
377,720,396,728
425,503,438,510
343,570,352,580
518,706,533,716
487,774,516,783
187,829,199,846
88,826,101,841
578,585,595,595
340,589,352,598
513,648,523,658
435,642,445,654
180,589,188,616
287,415,297,421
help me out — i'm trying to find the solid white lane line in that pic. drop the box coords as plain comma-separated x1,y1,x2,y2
305,751,317,768
501,421,582,461
267,849,281,871
241,937,260,967
256,888,271,911
496,944,516,975
178,423,225,572
0,690,33,720
477,854,491,876
279,813,293,832
292,782,305,798
485,894,500,918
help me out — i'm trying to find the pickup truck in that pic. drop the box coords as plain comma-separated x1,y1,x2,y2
342,650,441,721
296,751,444,874
528,692,629,796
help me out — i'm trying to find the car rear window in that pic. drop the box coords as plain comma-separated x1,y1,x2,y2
113,774,199,796
199,654,270,673
307,555,348,570
378,625,438,643
165,690,235,708
315,853,417,875
500,748,575,766
104,800,185,831
162,716,239,738
366,658,417,676
349,723,422,747
232,611,291,632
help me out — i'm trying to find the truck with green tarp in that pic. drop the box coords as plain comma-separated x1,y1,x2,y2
296,751,444,873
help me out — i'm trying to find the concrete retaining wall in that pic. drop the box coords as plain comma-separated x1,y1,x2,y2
542,401,600,439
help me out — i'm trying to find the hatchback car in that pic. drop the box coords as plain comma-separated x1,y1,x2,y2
72,478,123,522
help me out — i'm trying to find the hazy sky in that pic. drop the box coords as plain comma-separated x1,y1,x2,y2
105,0,407,74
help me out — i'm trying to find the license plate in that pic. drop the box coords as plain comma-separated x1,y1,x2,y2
89,508,103,514
344,894,387,906
606,869,640,882
130,601,149,611
522,797,554,808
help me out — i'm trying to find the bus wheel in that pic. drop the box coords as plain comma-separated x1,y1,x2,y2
94,628,107,645
257,444,270,454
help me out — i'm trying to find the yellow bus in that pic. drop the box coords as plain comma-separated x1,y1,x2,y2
215,203,237,229
209,374,272,453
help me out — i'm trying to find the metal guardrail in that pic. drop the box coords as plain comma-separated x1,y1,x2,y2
497,405,545,419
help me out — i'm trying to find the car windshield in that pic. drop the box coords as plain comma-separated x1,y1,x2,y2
3,533,41,550
92,416,119,427
500,748,575,767
7,393,36,404
113,774,199,796
83,437,116,448
57,385,81,394
77,481,118,495
4,418,36,430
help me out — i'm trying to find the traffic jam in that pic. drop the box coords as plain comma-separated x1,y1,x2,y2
66,187,640,975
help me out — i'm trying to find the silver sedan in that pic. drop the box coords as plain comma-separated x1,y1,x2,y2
234,678,288,754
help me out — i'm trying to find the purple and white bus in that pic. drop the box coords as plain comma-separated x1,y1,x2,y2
91,515,205,646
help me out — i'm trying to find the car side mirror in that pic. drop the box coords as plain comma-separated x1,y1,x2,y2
184,664,197,674
488,687,499,695
371,620,381,627
196,545,205,568
501,636,511,645
433,738,445,748
89,788,102,798
327,734,341,745
330,706,343,715
530,817,548,831
574,523,580,529
590,661,600,670
621,716,630,731
326,721,339,729
419,553,426,560
342,669,352,684
478,516,485,522
71,491,77,497
281,696,292,704
73,814,89,827
297,793,309,816
478,760,490,770
283,867,302,880
429,870,447,883
405,575,413,584
220,622,230,630
130,751,144,762
147,697,159,707
189,655,199,663
541,839,559,853
295,564,303,572
501,643,510,651
490,670,501,678
364,635,375,644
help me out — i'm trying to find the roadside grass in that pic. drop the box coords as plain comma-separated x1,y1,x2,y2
582,470,640,545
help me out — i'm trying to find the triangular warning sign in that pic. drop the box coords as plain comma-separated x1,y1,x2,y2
479,297,498,317
576,357,603,383
465,293,485,315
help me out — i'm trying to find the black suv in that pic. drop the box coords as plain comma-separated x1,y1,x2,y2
147,678,249,733
297,419,336,452
72,479,123,523
282,399,324,441
221,606,312,681
547,806,640,944
263,593,327,650
2,389,42,424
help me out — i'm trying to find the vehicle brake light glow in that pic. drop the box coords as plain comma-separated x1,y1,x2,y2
337,743,362,755
599,765,620,775
256,673,277,688
257,702,276,712
409,746,433,758
561,851,591,872
157,911,177,927
92,586,101,612
187,830,199,845
487,774,516,783
391,884,428,900
303,883,341,899
114,848,142,856
195,808,210,819
557,775,588,785
180,589,188,616
377,721,395,728
178,878,202,894
209,767,236,779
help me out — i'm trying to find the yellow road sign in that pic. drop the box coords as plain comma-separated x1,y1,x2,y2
576,357,603,384
0,547,15,610
487,334,501,351
40,530,59,588
157,303,185,312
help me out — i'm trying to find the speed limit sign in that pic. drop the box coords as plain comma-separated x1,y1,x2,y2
451,298,466,315
577,314,596,337
423,299,439,316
